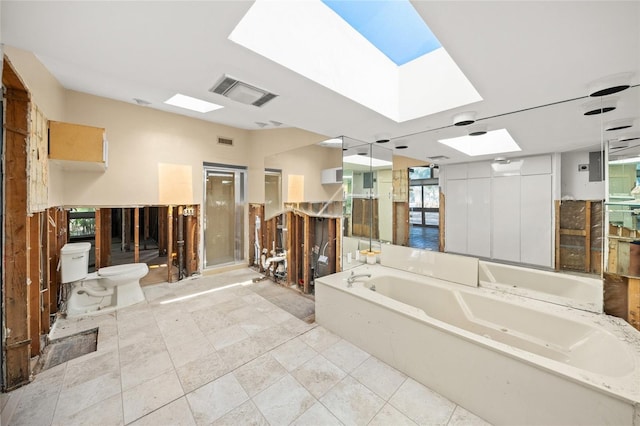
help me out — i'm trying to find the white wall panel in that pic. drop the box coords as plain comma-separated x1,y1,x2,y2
492,176,521,262
467,178,491,257
521,154,552,175
445,179,468,254
467,161,491,179
521,174,553,267
446,164,468,180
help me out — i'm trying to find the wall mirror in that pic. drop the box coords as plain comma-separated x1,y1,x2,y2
341,137,393,268
605,84,640,278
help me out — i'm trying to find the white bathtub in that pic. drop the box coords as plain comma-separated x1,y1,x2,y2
479,261,603,313
316,264,640,425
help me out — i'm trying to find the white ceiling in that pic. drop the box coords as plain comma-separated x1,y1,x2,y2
2,1,639,164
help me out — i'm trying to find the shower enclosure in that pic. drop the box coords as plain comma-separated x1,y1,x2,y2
203,163,246,268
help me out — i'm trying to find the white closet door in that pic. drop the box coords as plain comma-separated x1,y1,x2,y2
467,178,491,257
521,174,553,267
445,180,468,254
492,176,521,262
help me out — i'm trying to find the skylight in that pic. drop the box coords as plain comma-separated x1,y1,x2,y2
164,94,223,113
438,129,521,157
321,0,441,66
229,0,481,123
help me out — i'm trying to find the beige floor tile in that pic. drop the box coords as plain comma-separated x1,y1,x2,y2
186,372,249,424
252,374,316,426
270,336,318,372
350,356,407,400
119,333,167,364
389,378,456,425
238,313,278,336
176,350,230,394
448,405,493,426
56,371,121,420
320,375,384,426
299,326,341,352
63,348,120,389
217,337,265,370
290,401,343,426
165,335,216,368
291,354,346,398
122,369,184,424
280,317,315,334
211,400,268,426
52,393,123,426
321,339,369,373
207,324,250,350
121,350,174,391
251,324,298,352
130,396,196,426
264,308,298,324
368,403,417,426
233,353,287,397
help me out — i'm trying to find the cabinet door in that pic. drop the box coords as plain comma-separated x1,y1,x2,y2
445,180,468,254
492,176,521,262
521,174,553,267
467,178,491,257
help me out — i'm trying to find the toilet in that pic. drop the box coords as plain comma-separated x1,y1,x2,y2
60,242,149,317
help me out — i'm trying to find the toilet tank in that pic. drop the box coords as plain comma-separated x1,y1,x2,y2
60,242,91,283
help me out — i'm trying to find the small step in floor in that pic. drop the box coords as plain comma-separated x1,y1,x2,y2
34,328,98,373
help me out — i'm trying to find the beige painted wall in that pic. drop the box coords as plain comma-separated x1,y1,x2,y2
265,144,342,203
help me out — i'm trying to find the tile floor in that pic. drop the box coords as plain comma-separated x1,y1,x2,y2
0,268,491,426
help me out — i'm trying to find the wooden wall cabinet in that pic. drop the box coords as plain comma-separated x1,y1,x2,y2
49,121,107,171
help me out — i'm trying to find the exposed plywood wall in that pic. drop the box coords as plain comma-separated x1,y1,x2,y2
27,103,48,212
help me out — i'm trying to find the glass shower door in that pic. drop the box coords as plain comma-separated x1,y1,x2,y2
204,166,245,268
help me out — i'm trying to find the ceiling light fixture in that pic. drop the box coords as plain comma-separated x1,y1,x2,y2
439,129,521,157
468,125,487,136
164,94,223,113
394,140,408,149
133,98,151,106
588,72,633,97
605,119,634,132
583,98,617,116
453,111,476,126
376,139,390,144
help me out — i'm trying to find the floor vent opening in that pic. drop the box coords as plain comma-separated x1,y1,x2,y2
35,328,98,373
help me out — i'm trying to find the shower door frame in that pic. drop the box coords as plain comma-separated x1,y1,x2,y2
202,163,247,269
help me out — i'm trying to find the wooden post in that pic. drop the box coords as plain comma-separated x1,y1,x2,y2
144,206,150,250
303,215,311,294
158,208,167,256
134,207,140,263
629,278,640,331
185,206,198,276
27,214,40,356
328,217,337,274
167,206,174,282
95,208,102,270
2,64,32,390
336,218,342,272
286,211,295,285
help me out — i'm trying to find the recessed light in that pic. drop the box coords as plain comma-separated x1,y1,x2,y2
164,94,223,113
605,119,634,132
395,145,408,149
588,72,633,97
582,98,617,116
468,125,487,136
375,139,390,144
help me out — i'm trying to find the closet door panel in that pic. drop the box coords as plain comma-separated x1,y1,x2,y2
492,176,521,262
445,179,468,254
521,174,553,267
467,178,491,257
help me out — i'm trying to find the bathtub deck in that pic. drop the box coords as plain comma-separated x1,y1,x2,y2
317,264,640,426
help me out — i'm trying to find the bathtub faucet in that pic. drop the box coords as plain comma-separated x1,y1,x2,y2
347,271,372,287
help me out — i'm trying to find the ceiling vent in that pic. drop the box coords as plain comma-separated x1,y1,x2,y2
428,155,450,161
218,137,233,146
210,75,278,107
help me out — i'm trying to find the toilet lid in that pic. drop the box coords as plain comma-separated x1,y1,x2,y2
98,263,148,277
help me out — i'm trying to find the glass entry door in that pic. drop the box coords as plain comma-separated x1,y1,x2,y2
204,165,246,268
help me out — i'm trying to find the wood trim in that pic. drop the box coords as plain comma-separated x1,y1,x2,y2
559,229,587,237
27,215,40,356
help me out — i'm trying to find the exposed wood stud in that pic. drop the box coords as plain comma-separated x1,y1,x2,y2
167,206,174,283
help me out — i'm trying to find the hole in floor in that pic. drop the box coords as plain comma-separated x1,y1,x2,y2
35,328,98,373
